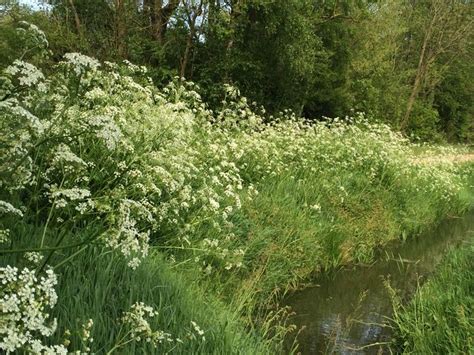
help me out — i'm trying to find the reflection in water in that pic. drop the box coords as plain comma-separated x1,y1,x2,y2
284,211,474,354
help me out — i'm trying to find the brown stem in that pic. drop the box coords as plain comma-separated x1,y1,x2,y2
68,0,83,41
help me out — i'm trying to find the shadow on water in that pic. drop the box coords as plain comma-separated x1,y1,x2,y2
283,211,474,354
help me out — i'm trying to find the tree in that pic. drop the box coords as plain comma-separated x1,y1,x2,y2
349,0,408,125
400,0,473,131
434,53,474,142
5,0,472,141
144,0,180,43
201,0,324,114
179,0,206,78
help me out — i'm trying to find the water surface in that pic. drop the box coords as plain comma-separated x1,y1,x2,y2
284,211,474,354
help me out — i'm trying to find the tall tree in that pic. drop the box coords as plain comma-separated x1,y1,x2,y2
114,0,128,58
349,0,408,124
179,0,206,78
400,0,473,131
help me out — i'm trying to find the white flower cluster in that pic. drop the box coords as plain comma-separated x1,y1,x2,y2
0,98,45,135
24,252,44,265
0,200,24,217
0,228,10,244
5,60,45,88
0,267,66,354
122,59,148,75
86,115,122,150
121,302,173,346
51,144,87,168
106,200,151,269
17,21,49,48
50,187,92,209
62,53,100,76
189,321,205,341
0,98,43,191
80,318,94,352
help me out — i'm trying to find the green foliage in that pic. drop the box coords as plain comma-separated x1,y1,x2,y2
390,242,474,354
232,0,322,113
0,11,50,68
2,0,472,141
1,224,270,353
407,103,444,142
435,58,474,143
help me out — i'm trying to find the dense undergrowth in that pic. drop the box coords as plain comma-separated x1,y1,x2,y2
390,241,474,354
1,24,473,353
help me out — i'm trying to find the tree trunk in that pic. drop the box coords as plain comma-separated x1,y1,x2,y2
400,4,438,131
68,0,83,40
149,0,179,44
115,0,128,58
180,1,203,78
180,33,193,78
226,0,243,52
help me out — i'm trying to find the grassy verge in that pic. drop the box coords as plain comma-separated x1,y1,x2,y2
390,241,474,354
180,162,474,321
3,161,470,353
1,226,271,354
1,39,474,353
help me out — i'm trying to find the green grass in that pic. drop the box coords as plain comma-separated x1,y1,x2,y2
2,162,473,353
2,165,472,354
390,241,474,354
1,226,272,354
175,163,474,323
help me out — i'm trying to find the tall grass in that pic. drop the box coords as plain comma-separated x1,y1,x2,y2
389,241,474,354
2,225,272,354
187,164,474,321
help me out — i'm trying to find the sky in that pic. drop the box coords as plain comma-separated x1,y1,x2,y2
17,0,51,11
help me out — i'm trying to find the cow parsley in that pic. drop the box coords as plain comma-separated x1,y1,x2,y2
5,60,45,88
62,53,100,76
0,267,66,353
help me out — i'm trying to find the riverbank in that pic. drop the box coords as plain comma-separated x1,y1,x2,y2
390,240,473,354
1,54,473,353
192,151,474,320
283,209,474,354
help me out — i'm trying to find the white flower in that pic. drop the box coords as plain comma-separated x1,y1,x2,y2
0,229,10,244
106,200,151,267
18,21,49,47
24,252,44,265
121,302,173,346
5,60,45,87
50,188,91,208
209,198,220,211
0,201,24,217
0,267,62,353
51,144,87,167
62,53,100,76
127,258,141,270
310,203,321,212
87,115,122,150
190,320,205,340
0,99,46,134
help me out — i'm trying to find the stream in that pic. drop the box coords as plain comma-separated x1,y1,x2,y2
284,210,474,354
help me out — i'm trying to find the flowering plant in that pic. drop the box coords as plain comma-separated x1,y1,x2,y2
0,22,470,353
